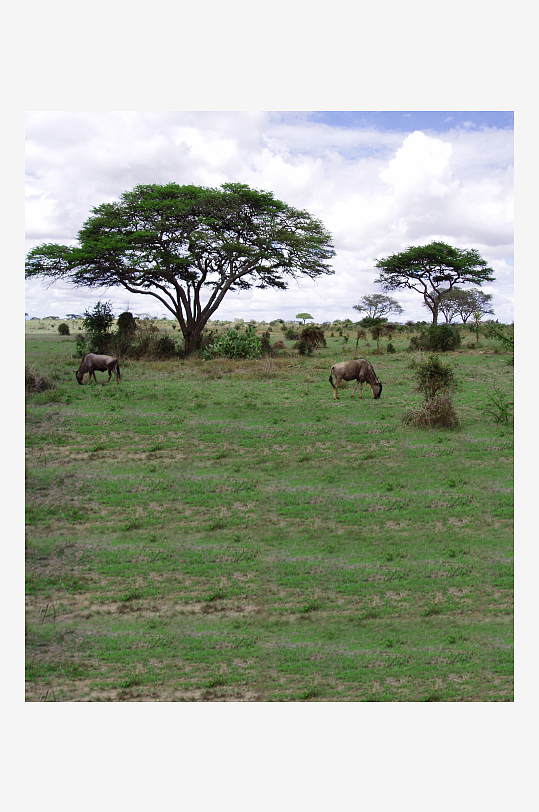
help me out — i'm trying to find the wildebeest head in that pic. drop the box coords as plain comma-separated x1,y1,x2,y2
372,381,382,399
75,369,84,385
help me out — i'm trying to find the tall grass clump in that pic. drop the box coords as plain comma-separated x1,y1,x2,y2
481,385,514,424
25,365,55,393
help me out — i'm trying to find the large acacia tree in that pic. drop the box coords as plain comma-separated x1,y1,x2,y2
26,183,335,353
374,241,495,325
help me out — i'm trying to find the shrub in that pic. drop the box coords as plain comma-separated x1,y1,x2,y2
261,330,272,355
203,326,262,360
152,334,179,359
481,385,514,424
285,327,300,341
296,338,312,356
82,301,114,353
387,342,396,354
116,311,136,334
411,353,458,400
409,324,461,352
58,323,70,336
25,365,55,393
75,333,90,357
402,393,460,429
300,325,326,349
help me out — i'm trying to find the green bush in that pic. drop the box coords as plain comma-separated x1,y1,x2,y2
203,326,262,360
300,325,326,348
285,327,300,341
82,301,114,353
116,311,136,334
411,353,458,401
58,323,70,336
409,324,461,352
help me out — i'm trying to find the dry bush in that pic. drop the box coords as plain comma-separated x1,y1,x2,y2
402,393,460,429
25,365,55,393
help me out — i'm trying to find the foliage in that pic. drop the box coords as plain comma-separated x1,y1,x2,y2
411,353,458,400
203,326,262,360
25,365,55,393
116,311,136,334
409,324,462,352
481,385,514,424
57,323,70,336
402,393,461,429
353,293,403,320
296,313,313,323
82,301,114,354
433,287,494,324
26,182,335,354
299,325,326,348
484,322,514,361
285,326,300,341
375,241,495,325
358,316,387,330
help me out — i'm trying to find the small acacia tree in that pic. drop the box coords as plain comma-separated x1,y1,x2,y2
434,287,494,324
26,183,335,355
353,294,403,320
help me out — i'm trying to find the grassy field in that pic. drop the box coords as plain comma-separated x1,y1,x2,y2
25,320,514,701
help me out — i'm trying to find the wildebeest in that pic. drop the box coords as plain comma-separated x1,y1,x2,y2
75,353,121,385
329,358,382,400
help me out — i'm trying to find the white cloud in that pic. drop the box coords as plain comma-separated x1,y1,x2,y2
25,112,514,324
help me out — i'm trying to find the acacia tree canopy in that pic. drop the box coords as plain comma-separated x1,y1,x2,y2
352,293,403,320
374,241,495,325
429,287,495,324
25,183,335,353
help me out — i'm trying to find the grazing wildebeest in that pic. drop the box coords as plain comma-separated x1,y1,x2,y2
329,358,382,401
75,353,121,385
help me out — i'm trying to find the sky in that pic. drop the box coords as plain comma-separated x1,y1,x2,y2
24,111,514,324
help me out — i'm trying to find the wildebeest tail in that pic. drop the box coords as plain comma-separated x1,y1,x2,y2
117,363,121,380
329,373,334,389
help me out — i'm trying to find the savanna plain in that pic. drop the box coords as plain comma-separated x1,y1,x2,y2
25,320,514,701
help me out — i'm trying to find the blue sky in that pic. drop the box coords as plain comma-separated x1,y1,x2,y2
25,111,514,324
304,111,514,132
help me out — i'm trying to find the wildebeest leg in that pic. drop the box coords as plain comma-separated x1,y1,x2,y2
351,378,360,399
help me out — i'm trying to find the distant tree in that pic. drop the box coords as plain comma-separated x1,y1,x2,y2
26,183,335,355
58,322,70,336
431,287,494,324
296,312,314,324
353,294,403,320
374,242,495,325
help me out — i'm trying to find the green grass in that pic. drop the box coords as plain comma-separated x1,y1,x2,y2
25,324,513,701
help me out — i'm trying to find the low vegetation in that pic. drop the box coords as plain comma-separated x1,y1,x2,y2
25,318,514,701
